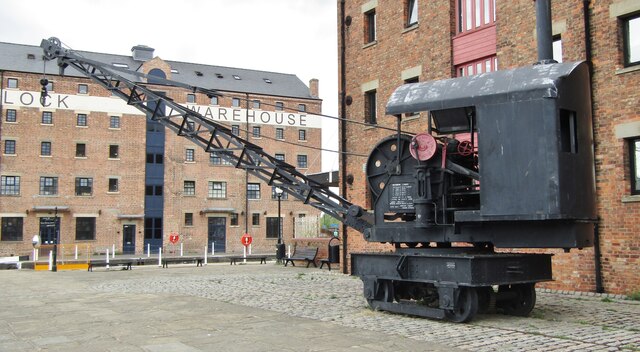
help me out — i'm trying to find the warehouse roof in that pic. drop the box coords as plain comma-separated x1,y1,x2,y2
0,41,317,100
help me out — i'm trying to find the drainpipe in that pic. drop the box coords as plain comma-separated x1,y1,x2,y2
582,0,604,294
245,93,250,236
340,0,349,274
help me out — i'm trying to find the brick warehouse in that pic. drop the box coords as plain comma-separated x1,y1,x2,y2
338,0,639,294
0,41,323,257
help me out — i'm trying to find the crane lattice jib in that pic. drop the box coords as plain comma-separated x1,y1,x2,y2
40,37,372,233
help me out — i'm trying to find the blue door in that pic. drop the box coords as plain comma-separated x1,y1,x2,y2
122,224,136,254
208,217,226,253
39,217,59,245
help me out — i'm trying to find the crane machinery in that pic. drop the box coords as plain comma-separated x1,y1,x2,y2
40,35,595,323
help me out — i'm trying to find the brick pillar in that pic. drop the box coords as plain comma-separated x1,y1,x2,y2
309,78,319,98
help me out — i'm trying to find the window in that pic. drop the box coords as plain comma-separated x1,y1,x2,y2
76,143,86,157
147,153,164,164
6,109,16,122
276,128,284,140
78,84,88,94
4,140,16,155
75,177,93,196
45,81,53,91
559,109,578,154
7,78,18,88
275,102,284,111
42,111,53,124
275,153,285,162
253,100,261,109
252,213,260,226
298,104,306,112
623,14,640,67
365,90,377,124
110,116,120,128
272,186,288,200
247,183,261,200
210,152,231,166
252,126,261,138
232,98,241,107
210,96,219,105
232,125,240,136
108,178,119,192
458,0,496,33
109,145,119,159
187,94,196,103
553,35,563,63
41,141,52,156
184,180,196,196
40,177,58,195
297,155,308,168
208,181,227,198
75,217,95,241
298,129,307,141
185,213,194,226
185,148,195,162
266,217,282,239
629,138,640,195
365,10,376,43
144,217,163,240
407,0,418,27
456,56,498,77
77,114,87,127
1,217,23,241
230,213,239,226
146,185,163,196
1,176,20,195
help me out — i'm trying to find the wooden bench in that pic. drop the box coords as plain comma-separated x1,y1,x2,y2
283,247,318,268
229,255,268,265
88,259,133,272
161,257,203,268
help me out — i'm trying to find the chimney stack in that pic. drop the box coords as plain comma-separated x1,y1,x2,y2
309,78,319,98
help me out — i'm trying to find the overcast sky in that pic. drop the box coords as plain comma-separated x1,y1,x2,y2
0,0,340,172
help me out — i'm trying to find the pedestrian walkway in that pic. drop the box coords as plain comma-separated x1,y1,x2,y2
1,263,638,351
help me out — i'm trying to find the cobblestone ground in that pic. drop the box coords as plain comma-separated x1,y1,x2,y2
93,264,640,352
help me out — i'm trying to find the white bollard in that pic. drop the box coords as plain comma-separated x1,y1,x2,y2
249,244,252,255
106,248,110,270
112,244,115,258
33,249,37,262
204,246,208,265
147,243,150,257
287,245,291,258
243,246,247,264
48,250,53,270
180,243,183,257
211,243,215,256
158,247,162,267
75,245,78,260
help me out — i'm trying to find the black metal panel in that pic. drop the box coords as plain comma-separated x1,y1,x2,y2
351,251,552,287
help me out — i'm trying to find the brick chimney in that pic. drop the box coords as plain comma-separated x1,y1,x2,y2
309,78,319,98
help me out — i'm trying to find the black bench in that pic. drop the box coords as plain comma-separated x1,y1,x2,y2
229,255,268,265
319,259,334,271
162,257,203,268
283,247,318,268
88,260,133,272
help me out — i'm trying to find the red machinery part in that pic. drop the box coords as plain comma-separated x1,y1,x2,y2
410,133,438,161
457,140,474,156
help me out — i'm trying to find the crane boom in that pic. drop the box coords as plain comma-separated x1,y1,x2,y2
40,37,372,233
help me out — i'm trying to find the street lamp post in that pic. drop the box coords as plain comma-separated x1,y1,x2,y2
51,206,58,272
275,187,285,262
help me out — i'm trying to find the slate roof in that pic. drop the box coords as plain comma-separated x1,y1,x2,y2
0,41,317,100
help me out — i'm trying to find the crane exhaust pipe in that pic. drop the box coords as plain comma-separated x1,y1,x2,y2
535,0,555,64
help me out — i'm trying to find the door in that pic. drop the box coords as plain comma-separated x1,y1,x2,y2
39,217,60,245
208,217,226,253
122,224,136,255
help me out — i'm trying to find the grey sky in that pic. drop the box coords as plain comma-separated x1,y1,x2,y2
0,0,340,171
